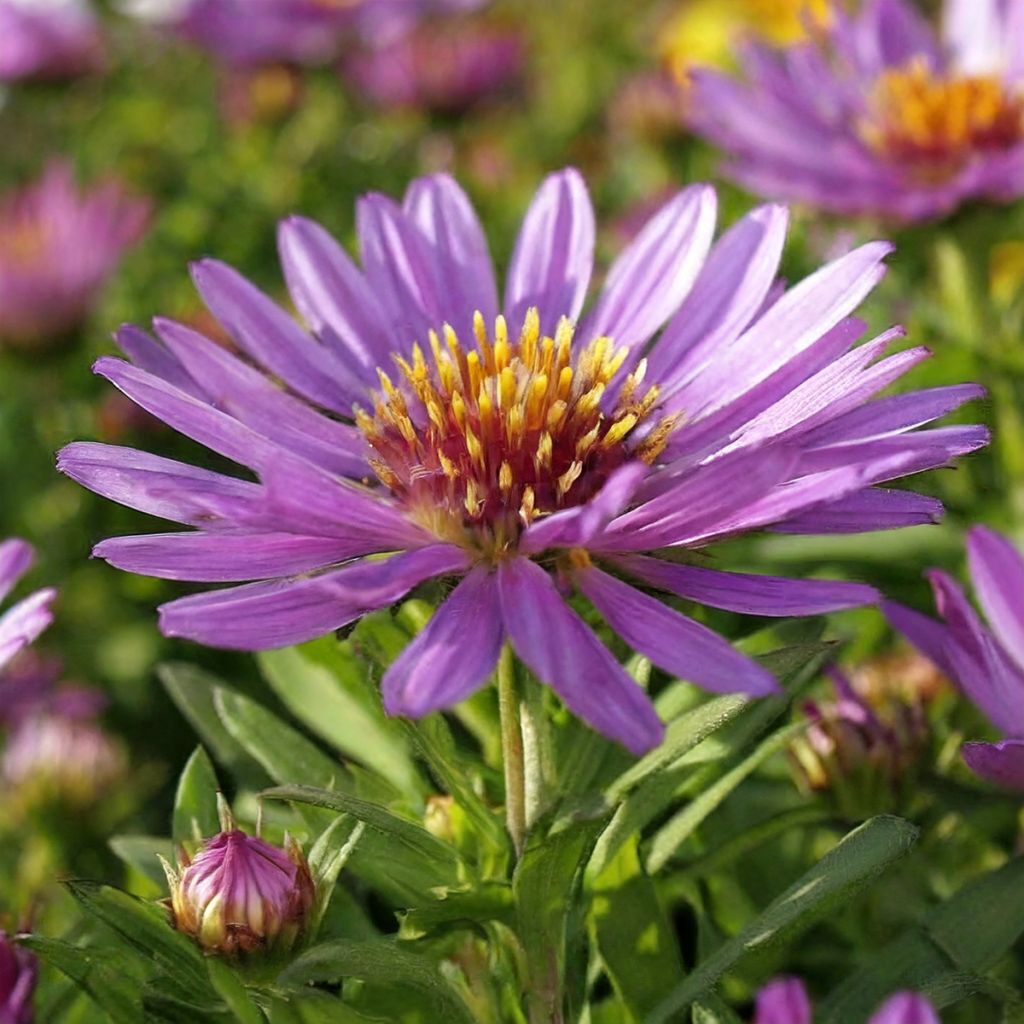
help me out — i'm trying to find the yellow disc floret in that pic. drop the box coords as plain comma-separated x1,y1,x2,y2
860,58,1024,180
357,310,674,558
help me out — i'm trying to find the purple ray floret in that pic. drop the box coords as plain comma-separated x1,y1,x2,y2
60,168,985,754
0,539,55,676
0,0,103,82
689,0,1024,222
886,524,1024,790
755,976,938,1024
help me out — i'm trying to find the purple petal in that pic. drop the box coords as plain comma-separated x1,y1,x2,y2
382,566,503,716
519,462,648,554
94,532,378,582
115,323,203,398
581,185,717,351
650,203,789,393
860,0,941,69
681,242,893,417
881,600,955,677
403,173,499,339
57,442,268,531
0,588,56,671
755,977,814,1024
771,488,944,534
942,0,1003,74
153,317,369,479
497,557,664,755
260,451,427,548
277,214,392,378
613,555,878,615
575,565,778,696
504,168,595,333
0,539,33,604
966,525,1024,673
868,991,940,1024
927,569,1024,736
356,192,443,343
191,258,360,413
159,544,469,649
962,740,1024,791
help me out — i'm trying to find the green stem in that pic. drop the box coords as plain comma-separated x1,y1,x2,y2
498,645,526,858
519,676,552,833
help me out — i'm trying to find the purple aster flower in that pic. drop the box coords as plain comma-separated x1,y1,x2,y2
689,0,1024,222
0,163,149,351
0,0,103,83
167,0,486,69
0,541,54,677
60,168,986,755
163,802,314,955
0,930,36,1024
756,977,938,1024
789,666,928,819
340,18,524,114
885,525,1024,791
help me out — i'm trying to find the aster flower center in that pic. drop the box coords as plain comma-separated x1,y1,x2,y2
860,58,1024,179
356,309,674,558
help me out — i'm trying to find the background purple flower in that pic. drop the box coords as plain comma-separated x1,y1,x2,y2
886,525,1024,791
61,168,985,755
0,930,36,1024
0,540,54,676
0,0,103,83
0,162,149,350
341,18,524,114
756,977,939,1024
689,0,1024,221
168,0,489,68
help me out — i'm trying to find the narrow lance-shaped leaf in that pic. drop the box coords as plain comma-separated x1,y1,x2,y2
173,745,221,844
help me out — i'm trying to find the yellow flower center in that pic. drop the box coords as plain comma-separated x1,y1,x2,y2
860,58,1024,180
357,310,675,558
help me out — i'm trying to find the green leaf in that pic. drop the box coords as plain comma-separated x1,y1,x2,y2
108,835,177,888
263,784,460,878
64,881,213,1003
400,714,507,853
588,836,683,1021
514,819,602,1024
692,996,745,1024
306,815,366,939
20,936,147,1024
206,959,265,1024
820,854,1024,1022
644,722,804,874
278,939,476,1024
159,664,265,784
399,882,514,939
173,746,221,845
646,816,919,1023
258,643,423,798
267,991,384,1023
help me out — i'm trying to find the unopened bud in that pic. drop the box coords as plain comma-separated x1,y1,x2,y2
163,799,314,957
0,929,36,1024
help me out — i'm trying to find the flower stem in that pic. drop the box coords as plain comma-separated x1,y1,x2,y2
498,644,526,858
519,676,551,832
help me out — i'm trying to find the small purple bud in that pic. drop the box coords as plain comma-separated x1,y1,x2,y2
164,800,315,957
754,976,813,1024
0,930,37,1024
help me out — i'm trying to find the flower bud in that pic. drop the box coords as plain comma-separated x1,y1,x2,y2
164,802,315,957
0,930,36,1024
789,668,929,821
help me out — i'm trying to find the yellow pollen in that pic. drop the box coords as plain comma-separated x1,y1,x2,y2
358,309,677,558
860,58,1024,181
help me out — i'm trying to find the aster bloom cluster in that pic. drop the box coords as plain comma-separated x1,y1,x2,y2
789,666,929,819
690,0,1024,221
163,801,314,956
340,17,524,114
0,163,149,350
60,168,986,755
0,931,35,1024
0,541,54,676
886,526,1024,791
755,977,938,1024
0,0,103,83
168,0,487,68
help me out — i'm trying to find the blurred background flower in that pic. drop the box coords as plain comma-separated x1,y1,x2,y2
0,929,35,1024
0,163,149,352
0,0,104,84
